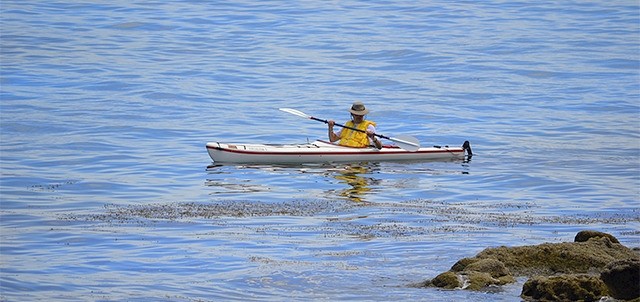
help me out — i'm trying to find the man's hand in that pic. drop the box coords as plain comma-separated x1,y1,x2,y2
366,129,375,138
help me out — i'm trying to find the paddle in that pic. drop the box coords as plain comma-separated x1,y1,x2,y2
279,107,421,151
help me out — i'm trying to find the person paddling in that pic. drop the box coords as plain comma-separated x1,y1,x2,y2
328,101,383,149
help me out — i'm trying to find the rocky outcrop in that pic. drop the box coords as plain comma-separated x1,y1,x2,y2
422,231,639,301
600,258,640,300
521,274,608,302
430,271,460,289
574,230,620,244
473,236,633,276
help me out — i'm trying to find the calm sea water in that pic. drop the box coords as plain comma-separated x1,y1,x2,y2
1,1,639,301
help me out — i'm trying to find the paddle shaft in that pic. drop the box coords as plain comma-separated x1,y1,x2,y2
279,107,420,150
310,116,392,140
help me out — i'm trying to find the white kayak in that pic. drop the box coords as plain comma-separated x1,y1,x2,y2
206,140,472,164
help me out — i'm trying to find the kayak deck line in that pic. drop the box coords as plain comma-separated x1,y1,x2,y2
206,141,462,155
206,140,472,164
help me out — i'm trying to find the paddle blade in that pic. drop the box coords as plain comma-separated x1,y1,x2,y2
279,108,311,119
390,135,420,152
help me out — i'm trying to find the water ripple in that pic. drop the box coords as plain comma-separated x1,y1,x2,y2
1,0,638,301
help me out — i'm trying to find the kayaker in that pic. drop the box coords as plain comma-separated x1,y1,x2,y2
328,101,383,149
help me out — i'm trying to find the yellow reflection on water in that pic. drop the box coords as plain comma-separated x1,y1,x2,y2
333,163,380,203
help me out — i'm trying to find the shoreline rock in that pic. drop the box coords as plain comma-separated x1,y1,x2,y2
600,258,640,301
421,231,640,301
574,230,620,244
521,274,609,301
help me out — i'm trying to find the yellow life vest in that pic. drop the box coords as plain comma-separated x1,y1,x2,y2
339,120,376,147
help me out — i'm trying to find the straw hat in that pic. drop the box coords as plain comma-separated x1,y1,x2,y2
348,101,369,115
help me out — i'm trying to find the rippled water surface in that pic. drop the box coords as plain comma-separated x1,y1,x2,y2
1,1,639,301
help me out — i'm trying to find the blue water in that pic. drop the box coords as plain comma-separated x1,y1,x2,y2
1,1,639,301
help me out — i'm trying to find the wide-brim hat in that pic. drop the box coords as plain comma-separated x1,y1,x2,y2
348,101,369,115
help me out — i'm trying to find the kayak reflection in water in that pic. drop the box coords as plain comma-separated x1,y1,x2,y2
334,163,380,202
328,101,383,149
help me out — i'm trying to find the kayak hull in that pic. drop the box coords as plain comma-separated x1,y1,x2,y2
206,140,471,164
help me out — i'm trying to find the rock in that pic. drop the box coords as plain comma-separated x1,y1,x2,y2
600,258,640,300
464,271,502,291
461,258,517,289
450,257,477,272
521,274,609,301
424,230,638,298
463,258,511,278
466,270,520,291
433,258,519,291
430,271,461,289
474,237,636,276
574,230,620,244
